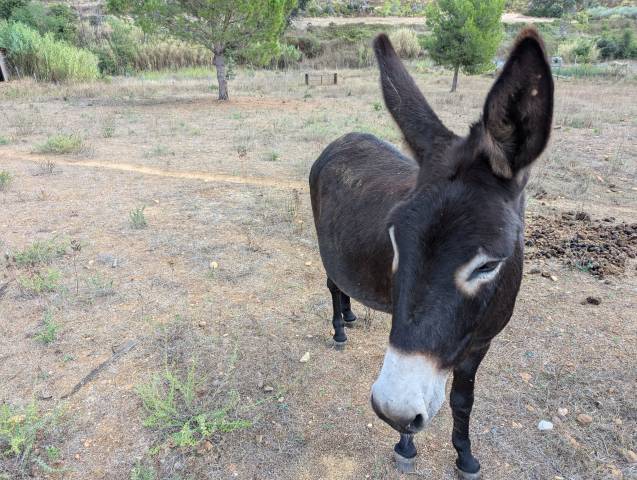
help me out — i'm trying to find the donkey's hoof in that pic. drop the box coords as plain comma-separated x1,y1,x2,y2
393,451,416,474
333,339,347,350
344,319,357,328
456,467,481,480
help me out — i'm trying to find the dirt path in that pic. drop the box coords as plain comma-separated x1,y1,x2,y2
293,13,554,29
0,148,308,191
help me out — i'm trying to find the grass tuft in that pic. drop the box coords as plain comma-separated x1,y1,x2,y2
0,170,11,191
129,206,148,229
14,239,67,267
34,311,60,345
18,269,62,295
0,401,59,474
137,364,251,449
36,134,83,155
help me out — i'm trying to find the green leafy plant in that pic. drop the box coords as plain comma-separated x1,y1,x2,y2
34,310,60,345
137,364,251,449
0,401,59,474
36,133,83,154
0,170,11,191
129,206,148,229
426,0,505,92
18,269,62,294
13,238,66,266
130,463,156,480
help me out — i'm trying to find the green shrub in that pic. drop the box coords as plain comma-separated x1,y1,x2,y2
389,28,421,59
0,21,99,81
285,34,323,59
0,170,11,191
36,133,83,154
597,28,637,60
137,364,251,449
14,238,66,266
558,38,599,63
0,401,59,473
0,0,26,19
587,7,637,19
34,310,60,345
129,206,147,229
18,268,61,294
526,0,576,18
9,1,78,43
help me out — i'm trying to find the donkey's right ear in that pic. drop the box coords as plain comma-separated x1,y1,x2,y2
373,34,456,165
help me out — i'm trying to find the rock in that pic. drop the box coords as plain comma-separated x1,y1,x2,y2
96,253,119,268
263,385,274,393
576,414,593,426
209,261,218,270
511,421,522,429
564,433,580,448
299,351,310,363
550,275,558,282
621,449,637,464
585,296,601,305
304,261,312,266
528,267,542,275
538,420,553,431
198,321,207,327
557,407,568,417
519,372,532,383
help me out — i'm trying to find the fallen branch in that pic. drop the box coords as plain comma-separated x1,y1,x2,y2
61,339,139,399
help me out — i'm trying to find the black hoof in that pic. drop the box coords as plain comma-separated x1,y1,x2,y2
456,467,481,480
393,451,415,474
343,311,357,323
333,339,347,350
344,319,357,328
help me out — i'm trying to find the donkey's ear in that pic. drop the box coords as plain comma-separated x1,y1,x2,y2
373,34,457,166
477,28,554,179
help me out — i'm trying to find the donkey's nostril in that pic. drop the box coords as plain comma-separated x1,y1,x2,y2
408,414,426,433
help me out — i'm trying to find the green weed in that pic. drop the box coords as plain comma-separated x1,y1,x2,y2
0,136,9,145
86,273,115,297
129,206,148,229
36,134,83,154
137,364,251,449
0,401,59,474
18,269,62,295
0,170,11,191
130,463,156,480
34,311,60,345
264,151,279,162
14,239,67,267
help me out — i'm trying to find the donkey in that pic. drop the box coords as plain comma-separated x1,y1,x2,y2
309,28,553,478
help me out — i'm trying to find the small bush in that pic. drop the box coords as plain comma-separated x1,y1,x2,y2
0,170,11,191
34,310,59,344
558,38,599,64
18,268,61,294
527,0,576,18
0,21,99,81
597,28,637,60
389,28,421,59
137,364,251,449
36,133,83,154
0,401,59,473
9,1,78,43
587,7,637,20
129,206,147,229
130,463,156,480
14,238,66,266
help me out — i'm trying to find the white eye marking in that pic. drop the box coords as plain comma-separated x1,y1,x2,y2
389,225,399,274
455,251,503,296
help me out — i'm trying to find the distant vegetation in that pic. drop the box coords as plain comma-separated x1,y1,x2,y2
0,0,635,86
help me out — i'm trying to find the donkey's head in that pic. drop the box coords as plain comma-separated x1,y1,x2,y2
370,29,553,434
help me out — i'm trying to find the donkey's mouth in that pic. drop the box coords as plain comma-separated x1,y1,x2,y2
370,395,425,434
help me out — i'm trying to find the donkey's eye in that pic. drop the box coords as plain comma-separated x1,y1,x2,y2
472,261,501,277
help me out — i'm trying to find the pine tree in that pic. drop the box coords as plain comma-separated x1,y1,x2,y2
426,0,505,92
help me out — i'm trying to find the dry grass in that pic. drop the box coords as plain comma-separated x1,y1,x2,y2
0,66,635,479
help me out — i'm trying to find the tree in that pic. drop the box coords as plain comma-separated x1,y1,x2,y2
426,0,504,92
107,0,297,100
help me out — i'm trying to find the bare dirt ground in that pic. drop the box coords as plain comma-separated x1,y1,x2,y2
0,67,636,480
293,13,554,29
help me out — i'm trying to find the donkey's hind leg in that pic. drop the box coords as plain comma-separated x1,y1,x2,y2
340,292,357,326
327,278,347,346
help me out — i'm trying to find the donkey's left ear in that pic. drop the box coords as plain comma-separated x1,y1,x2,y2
476,28,554,179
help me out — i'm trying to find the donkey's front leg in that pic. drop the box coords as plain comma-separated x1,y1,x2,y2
450,347,489,480
326,278,347,346
393,433,417,473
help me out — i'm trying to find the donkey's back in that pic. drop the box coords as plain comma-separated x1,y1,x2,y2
309,132,418,311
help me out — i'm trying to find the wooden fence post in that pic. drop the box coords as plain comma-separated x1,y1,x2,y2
334,73,338,85
305,73,309,86
0,48,9,82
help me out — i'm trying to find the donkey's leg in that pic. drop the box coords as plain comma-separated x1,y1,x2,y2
340,292,357,326
393,433,417,473
327,278,347,345
450,347,489,480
